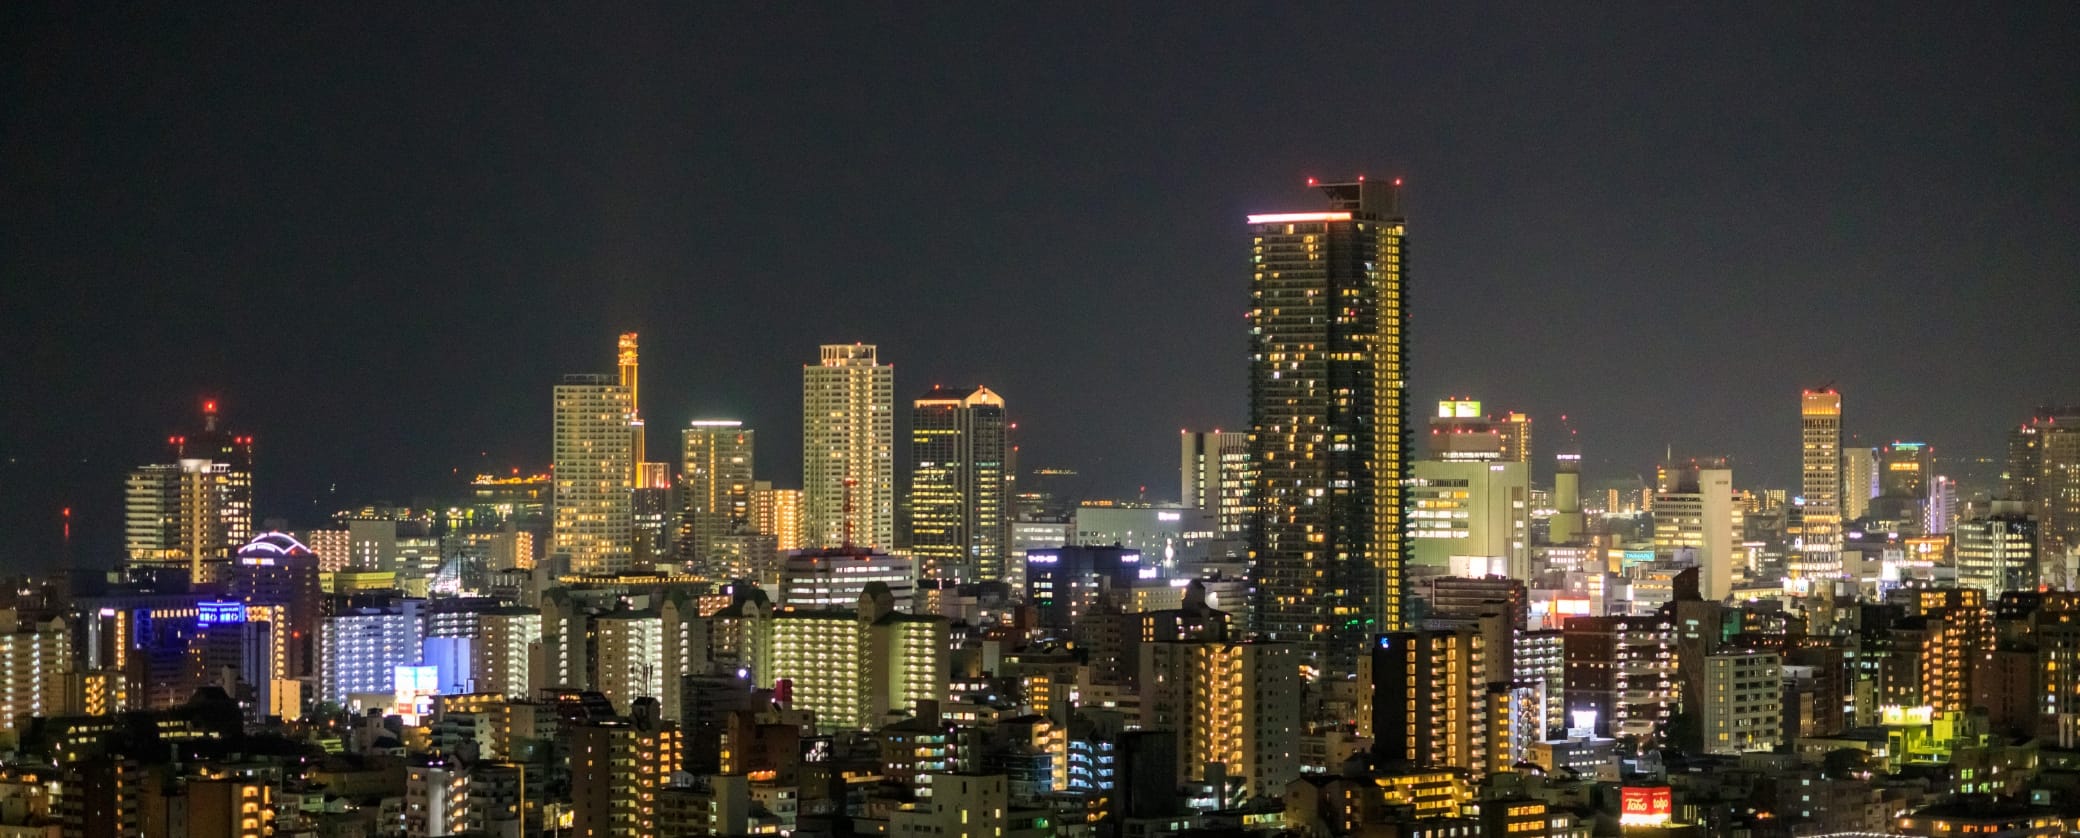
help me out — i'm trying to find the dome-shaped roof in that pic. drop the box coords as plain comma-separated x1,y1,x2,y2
238,531,311,560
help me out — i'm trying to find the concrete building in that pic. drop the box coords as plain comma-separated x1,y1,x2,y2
1365,630,1490,771
1797,389,1843,582
1956,501,2040,596
593,610,665,716
767,585,948,732
1139,640,1299,799
1653,459,1738,600
1409,460,1530,579
910,386,1010,583
1247,179,1409,665
803,344,895,550
1700,649,1783,755
552,372,635,574
569,711,682,838
681,420,754,566
1181,430,1252,539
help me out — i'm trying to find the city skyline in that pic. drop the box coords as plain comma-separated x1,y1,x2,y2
4,6,2076,575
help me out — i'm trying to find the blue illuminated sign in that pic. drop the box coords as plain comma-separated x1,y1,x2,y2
197,601,246,625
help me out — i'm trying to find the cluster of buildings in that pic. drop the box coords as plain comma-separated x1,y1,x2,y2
2,180,2076,838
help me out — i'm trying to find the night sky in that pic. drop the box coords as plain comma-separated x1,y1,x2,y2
4,5,2076,572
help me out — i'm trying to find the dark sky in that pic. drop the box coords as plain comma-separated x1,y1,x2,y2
4,5,2077,572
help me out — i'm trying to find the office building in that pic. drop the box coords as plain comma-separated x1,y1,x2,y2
1549,442,1585,545
1409,460,1530,578
552,372,635,574
803,344,894,550
1428,399,1504,461
1797,389,1843,583
224,531,322,679
1881,441,1933,498
1072,503,1219,564
681,420,755,566
909,386,1010,583
1653,459,1738,601
1248,178,1408,666
1843,445,1879,522
1957,502,2041,596
1181,430,1252,538
1025,545,1147,630
1139,640,1300,799
779,547,915,610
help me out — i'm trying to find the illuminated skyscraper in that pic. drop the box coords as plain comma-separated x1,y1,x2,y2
909,386,1009,582
2006,407,2080,560
552,373,635,573
1247,178,1408,666
681,421,755,565
803,344,894,549
619,332,646,468
124,400,255,583
1842,445,1878,521
1180,430,1252,538
1795,389,1842,582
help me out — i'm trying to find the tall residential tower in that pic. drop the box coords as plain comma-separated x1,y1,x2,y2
803,344,894,550
1246,178,1408,669
553,373,635,573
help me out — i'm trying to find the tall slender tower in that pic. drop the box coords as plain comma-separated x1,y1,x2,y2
1796,389,1843,583
1247,177,1408,671
909,386,1010,583
803,344,895,549
619,332,647,470
680,421,756,564
1549,439,1585,545
553,373,635,573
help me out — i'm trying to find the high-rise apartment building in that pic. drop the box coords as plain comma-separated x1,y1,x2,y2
0,616,70,744
552,373,635,573
593,610,666,716
766,585,948,733
1248,178,1408,668
1139,640,1300,799
681,420,755,566
1496,411,1533,465
2007,407,2080,562
1563,615,1675,742
803,344,894,550
1366,630,1490,771
320,602,424,705
909,386,1009,583
123,401,255,584
1181,430,1252,538
1700,649,1783,755
751,481,804,552
570,712,682,838
1797,389,1843,583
